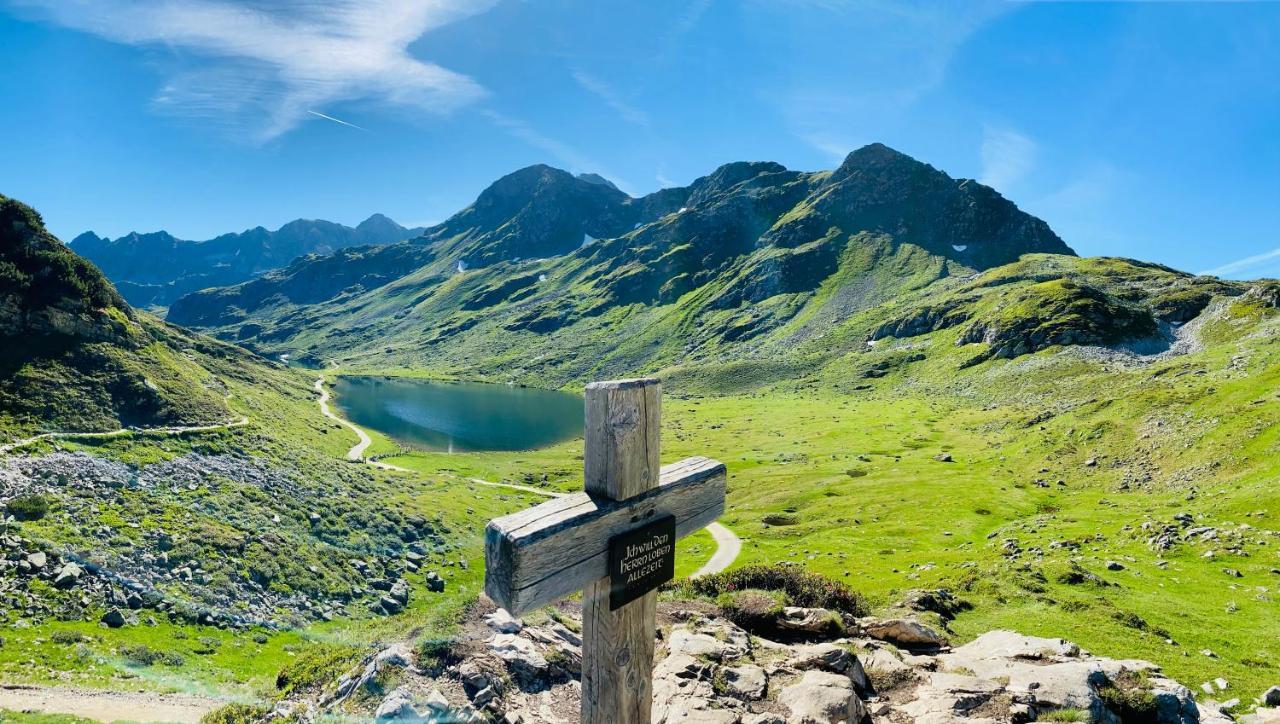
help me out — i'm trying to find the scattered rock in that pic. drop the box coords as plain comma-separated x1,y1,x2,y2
52,562,83,589
485,608,523,634
778,670,865,723
374,686,420,720
722,664,768,700
777,607,842,638
426,571,446,592
860,617,949,650
100,608,126,628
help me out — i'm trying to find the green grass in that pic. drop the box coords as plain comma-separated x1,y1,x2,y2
358,296,1280,700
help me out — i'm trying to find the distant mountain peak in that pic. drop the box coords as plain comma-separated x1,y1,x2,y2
576,172,620,191
832,142,921,180
73,214,420,308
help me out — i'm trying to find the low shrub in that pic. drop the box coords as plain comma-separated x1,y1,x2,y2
6,493,49,521
1098,672,1158,723
119,644,185,667
416,635,461,675
716,588,788,631
275,644,359,695
50,630,87,644
672,564,870,617
201,703,272,724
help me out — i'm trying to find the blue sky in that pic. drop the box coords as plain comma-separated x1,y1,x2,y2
1,0,1277,278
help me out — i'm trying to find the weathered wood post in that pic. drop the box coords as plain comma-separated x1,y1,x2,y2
483,378,726,724
581,379,662,722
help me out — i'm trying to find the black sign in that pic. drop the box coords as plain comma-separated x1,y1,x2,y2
608,514,676,610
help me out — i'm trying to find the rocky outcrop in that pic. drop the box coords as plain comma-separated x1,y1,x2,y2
270,598,1269,724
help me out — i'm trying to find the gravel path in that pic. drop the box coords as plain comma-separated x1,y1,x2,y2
0,685,223,723
692,523,742,577
0,415,249,455
313,378,411,472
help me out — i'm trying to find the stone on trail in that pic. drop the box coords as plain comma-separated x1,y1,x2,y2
860,617,949,649
1264,686,1280,707
778,670,865,723
488,633,549,683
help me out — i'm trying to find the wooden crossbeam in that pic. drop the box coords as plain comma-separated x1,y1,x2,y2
483,456,725,615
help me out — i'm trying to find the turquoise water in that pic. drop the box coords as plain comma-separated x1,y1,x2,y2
332,376,583,452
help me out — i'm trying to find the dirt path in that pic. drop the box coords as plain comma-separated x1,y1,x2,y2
0,684,223,723
693,523,741,578
313,378,411,472
1,416,249,455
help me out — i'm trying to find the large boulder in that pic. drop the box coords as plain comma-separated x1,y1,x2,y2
786,643,868,692
860,617,949,650
777,670,865,723
374,687,421,721
52,562,83,589
488,633,549,684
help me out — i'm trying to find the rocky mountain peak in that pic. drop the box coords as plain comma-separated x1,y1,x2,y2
0,194,134,341
575,172,619,190
685,161,794,208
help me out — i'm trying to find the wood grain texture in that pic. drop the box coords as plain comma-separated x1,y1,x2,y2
582,378,659,724
584,378,660,499
582,579,656,723
483,456,725,614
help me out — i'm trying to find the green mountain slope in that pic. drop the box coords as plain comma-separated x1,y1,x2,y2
166,144,1074,378
0,197,518,697
73,214,423,309
0,195,248,434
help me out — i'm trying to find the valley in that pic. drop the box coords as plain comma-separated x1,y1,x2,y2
3,144,1279,721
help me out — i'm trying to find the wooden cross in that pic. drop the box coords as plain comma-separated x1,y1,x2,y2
484,378,726,723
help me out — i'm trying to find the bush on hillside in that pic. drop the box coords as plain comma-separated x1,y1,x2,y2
672,563,869,617
6,493,49,521
200,703,272,724
119,644,185,667
716,588,788,631
275,644,359,696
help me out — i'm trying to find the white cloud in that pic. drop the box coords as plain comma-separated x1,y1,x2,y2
1200,247,1280,279
570,69,650,128
9,0,493,142
979,125,1037,192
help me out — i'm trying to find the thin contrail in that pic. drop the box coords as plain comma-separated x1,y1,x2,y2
306,110,367,131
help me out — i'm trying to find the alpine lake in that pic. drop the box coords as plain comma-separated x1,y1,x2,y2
331,376,584,452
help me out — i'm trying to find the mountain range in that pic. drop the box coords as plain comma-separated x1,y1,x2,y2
6,145,1280,712
166,144,1095,379
72,214,424,309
